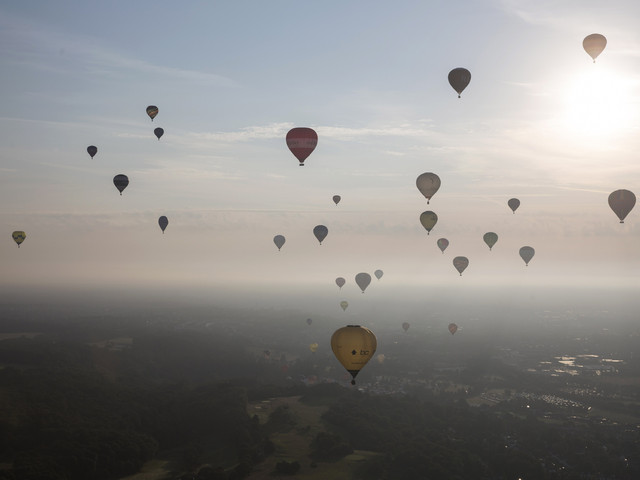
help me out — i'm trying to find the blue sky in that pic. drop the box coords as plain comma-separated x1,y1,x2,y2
1,1,639,300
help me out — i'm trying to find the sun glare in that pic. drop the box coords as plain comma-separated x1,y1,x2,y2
562,68,636,139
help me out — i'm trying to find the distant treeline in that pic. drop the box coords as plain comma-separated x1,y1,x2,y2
314,389,640,479
1,322,639,479
0,331,278,480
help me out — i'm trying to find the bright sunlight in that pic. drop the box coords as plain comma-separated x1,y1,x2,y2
562,68,637,139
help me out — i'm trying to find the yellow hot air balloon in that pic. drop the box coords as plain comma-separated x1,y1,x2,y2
331,325,377,385
309,343,319,353
12,231,26,248
340,300,349,311
419,211,438,235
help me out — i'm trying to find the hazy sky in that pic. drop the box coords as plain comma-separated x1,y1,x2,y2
1,1,639,305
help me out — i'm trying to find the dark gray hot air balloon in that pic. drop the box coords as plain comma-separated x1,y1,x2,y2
448,68,471,98
355,272,372,293
158,216,169,233
113,174,129,195
313,225,328,245
608,189,636,223
273,234,286,251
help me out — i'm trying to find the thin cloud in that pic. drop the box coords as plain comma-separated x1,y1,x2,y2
0,9,236,88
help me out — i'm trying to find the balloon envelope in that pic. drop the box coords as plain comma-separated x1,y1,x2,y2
419,211,438,235
146,105,158,120
355,272,372,293
448,68,471,97
336,277,346,289
437,238,449,253
402,322,410,332
508,198,520,213
154,127,164,140
333,195,341,205
273,234,286,251
340,300,349,311
313,225,328,244
331,325,377,385
519,246,535,266
113,174,129,195
12,231,26,247
416,172,441,204
306,318,312,326
448,323,458,335
286,127,317,166
583,34,607,62
374,269,383,280
158,216,168,233
453,256,469,276
309,343,318,353
87,146,97,158
483,232,498,251
608,189,636,223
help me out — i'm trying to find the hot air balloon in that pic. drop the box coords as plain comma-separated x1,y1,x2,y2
331,325,377,385
336,277,346,289
306,318,313,326
273,234,286,251
448,68,471,98
12,231,26,248
448,323,458,335
583,34,607,63
263,350,271,359
113,174,129,195
453,256,469,276
420,211,438,235
146,105,158,121
483,232,498,251
416,172,441,204
333,195,341,205
437,238,449,254
608,189,636,223
309,343,319,353
154,127,164,140
508,198,520,214
519,246,535,266
355,272,371,293
286,127,317,166
158,216,169,233
376,354,385,364
87,146,97,159
374,269,383,280
313,225,328,245
340,300,349,311
402,322,410,333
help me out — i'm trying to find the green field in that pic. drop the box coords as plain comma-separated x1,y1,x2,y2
246,396,378,480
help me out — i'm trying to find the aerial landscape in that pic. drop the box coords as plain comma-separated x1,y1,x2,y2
0,1,639,479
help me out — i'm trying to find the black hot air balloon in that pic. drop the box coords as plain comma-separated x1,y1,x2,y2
158,216,169,233
113,174,129,195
